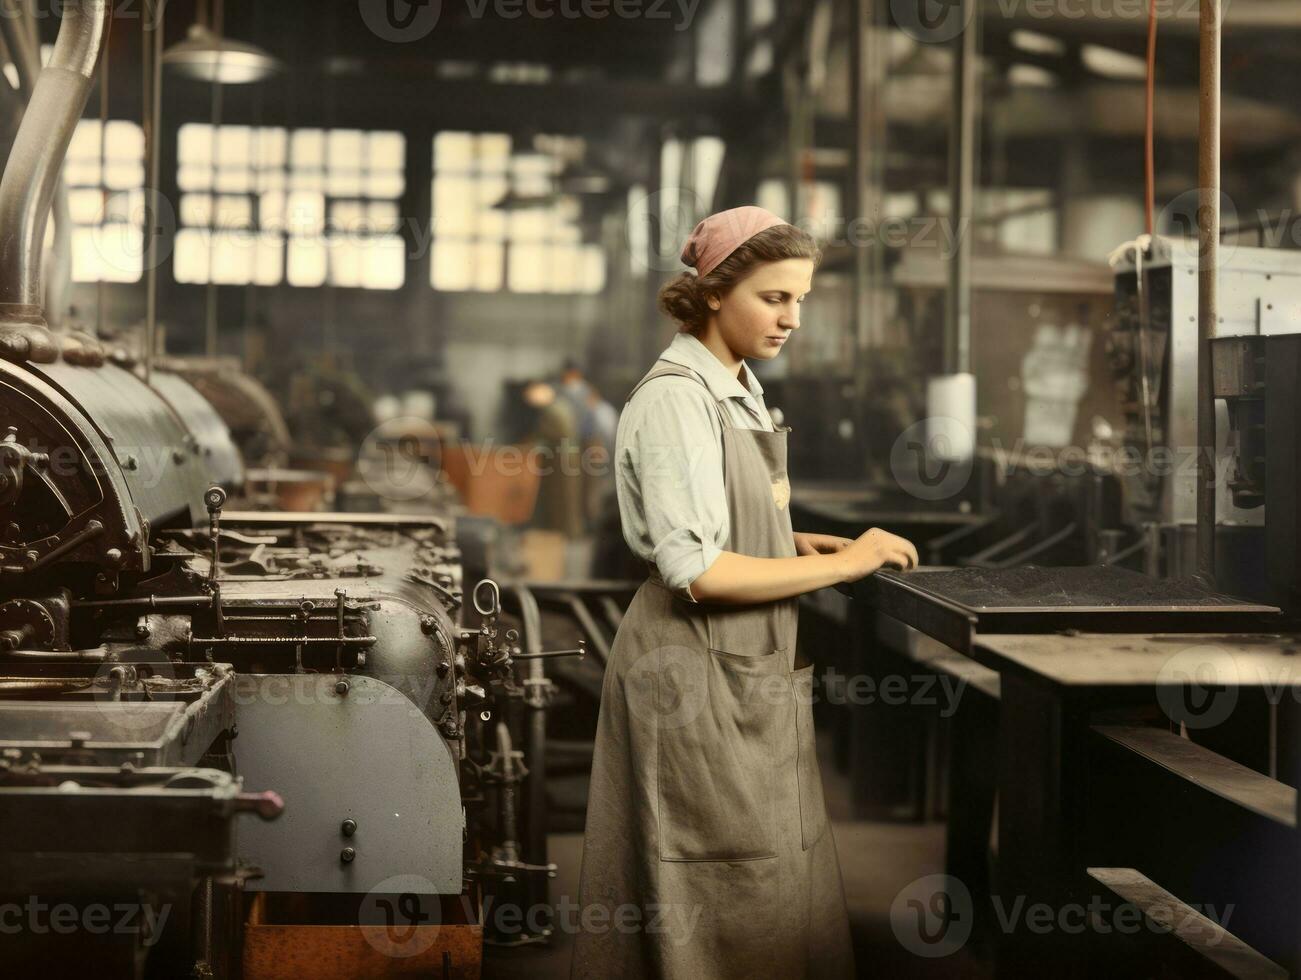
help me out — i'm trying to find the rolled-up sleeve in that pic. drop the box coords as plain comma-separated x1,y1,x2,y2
616,378,728,602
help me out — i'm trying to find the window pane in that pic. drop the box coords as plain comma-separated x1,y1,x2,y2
215,195,253,229
362,234,405,289
511,153,553,180
507,243,548,292
368,201,400,234
434,132,473,172
90,225,143,282
291,129,325,168
328,236,362,288
287,237,327,286
178,123,213,164
211,230,255,284
181,193,213,227
478,133,511,173
251,127,287,168
433,176,476,236
65,159,101,186
104,161,144,190
432,239,473,290
216,126,252,167
551,244,580,292
106,120,144,160
69,189,103,223
366,170,404,198
331,200,366,236
289,169,325,192
473,241,503,291
174,228,211,284
580,244,605,293
328,129,364,165
214,167,251,193
253,167,286,193
369,132,404,170
178,164,212,192
286,191,325,236
327,167,363,197
508,209,552,242
253,233,284,285
68,120,101,162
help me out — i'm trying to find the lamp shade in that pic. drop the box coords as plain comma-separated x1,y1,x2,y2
162,24,282,84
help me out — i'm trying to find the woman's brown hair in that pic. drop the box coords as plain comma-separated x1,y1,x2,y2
657,223,822,335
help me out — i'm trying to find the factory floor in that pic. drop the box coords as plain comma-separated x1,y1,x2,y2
483,738,993,979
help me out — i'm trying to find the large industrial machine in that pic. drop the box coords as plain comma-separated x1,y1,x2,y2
1109,236,1301,607
0,3,572,975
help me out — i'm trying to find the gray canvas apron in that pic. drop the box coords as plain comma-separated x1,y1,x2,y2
571,363,854,980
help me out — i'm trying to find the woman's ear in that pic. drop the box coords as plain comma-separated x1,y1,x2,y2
705,292,722,312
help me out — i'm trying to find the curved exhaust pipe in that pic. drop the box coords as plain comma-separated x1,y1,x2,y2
0,0,108,353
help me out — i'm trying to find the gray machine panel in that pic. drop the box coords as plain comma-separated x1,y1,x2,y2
234,673,463,895
1112,237,1301,527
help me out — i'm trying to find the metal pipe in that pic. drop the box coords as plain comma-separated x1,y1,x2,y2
0,0,73,328
0,0,108,313
0,678,95,692
1196,0,1221,583
503,583,548,906
0,647,107,662
23,5,71,328
142,0,164,383
944,0,977,375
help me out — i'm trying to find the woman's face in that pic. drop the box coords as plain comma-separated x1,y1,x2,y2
708,258,814,361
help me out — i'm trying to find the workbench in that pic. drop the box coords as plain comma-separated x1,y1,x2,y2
972,631,1301,977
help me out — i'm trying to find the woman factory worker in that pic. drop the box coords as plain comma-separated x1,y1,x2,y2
570,206,919,979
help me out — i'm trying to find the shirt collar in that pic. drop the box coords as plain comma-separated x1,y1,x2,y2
659,332,765,404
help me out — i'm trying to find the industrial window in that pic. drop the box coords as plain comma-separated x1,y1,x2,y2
430,131,604,294
65,120,146,283
174,124,406,289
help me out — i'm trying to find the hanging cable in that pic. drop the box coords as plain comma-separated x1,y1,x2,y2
95,9,113,337
1144,0,1157,234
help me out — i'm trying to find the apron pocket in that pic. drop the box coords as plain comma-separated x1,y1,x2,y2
792,664,828,850
657,647,785,862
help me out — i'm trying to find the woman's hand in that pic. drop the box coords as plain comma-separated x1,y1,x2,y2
835,528,920,583
793,532,854,557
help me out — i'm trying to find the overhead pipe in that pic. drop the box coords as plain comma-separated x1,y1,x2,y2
0,1,75,330
1195,0,1220,583
0,0,109,327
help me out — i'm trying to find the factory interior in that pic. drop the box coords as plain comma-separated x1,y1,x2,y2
3,0,1301,976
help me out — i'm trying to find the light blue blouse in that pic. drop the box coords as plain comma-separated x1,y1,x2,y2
615,332,777,601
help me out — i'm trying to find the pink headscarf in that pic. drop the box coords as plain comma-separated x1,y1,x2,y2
679,206,788,277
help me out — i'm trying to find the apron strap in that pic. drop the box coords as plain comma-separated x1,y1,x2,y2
626,361,731,432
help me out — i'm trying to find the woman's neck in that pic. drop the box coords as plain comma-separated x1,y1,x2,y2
696,324,744,379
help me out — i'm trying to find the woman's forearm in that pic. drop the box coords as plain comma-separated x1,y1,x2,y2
688,550,850,604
